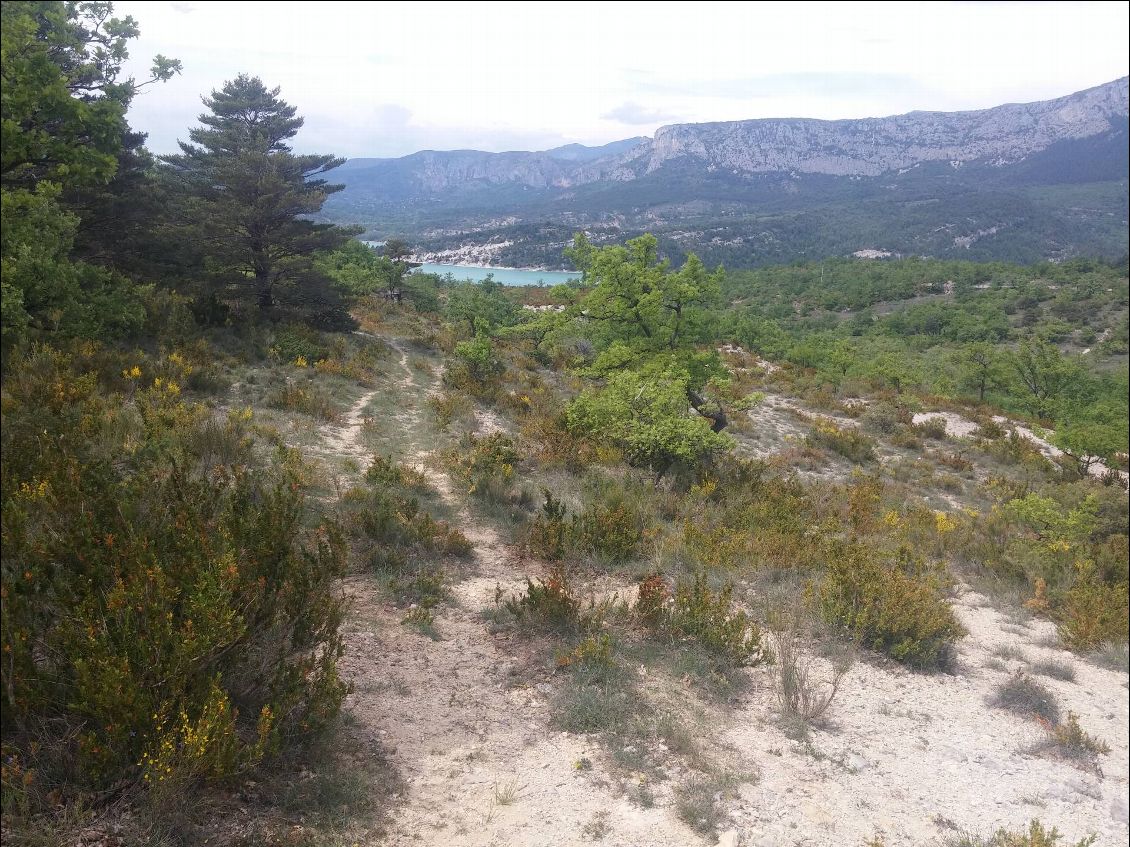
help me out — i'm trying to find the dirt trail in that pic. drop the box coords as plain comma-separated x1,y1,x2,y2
333,339,702,847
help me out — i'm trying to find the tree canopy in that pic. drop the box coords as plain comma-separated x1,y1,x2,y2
161,74,353,312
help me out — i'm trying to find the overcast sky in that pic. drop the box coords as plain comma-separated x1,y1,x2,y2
114,1,1130,159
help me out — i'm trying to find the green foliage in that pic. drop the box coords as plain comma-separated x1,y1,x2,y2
1052,421,1125,476
1056,561,1129,652
317,239,403,297
1,1,179,191
447,333,505,389
446,432,519,497
806,420,877,463
568,232,722,352
567,367,732,477
638,573,766,668
0,1,178,352
1011,340,1084,419
0,345,347,807
160,74,354,312
815,545,965,669
443,278,520,334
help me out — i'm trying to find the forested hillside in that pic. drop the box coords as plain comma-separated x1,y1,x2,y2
2,4,1127,846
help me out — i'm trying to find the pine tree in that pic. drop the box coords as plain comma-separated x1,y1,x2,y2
163,74,353,312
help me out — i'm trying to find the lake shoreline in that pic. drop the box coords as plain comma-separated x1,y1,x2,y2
411,261,582,287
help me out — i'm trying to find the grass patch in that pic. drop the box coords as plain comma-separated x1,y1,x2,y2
1087,641,1129,673
1028,657,1076,682
948,819,1097,846
989,672,1060,723
674,772,740,838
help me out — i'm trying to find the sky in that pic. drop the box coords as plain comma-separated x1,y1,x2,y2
114,1,1130,159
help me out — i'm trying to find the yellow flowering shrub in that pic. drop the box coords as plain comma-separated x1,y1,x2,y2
0,344,347,809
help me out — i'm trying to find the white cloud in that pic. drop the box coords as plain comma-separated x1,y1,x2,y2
114,1,1130,158
602,102,680,125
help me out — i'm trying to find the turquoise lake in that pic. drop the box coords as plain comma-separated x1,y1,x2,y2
415,263,580,286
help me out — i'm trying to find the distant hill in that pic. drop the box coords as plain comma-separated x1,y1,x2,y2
321,78,1129,268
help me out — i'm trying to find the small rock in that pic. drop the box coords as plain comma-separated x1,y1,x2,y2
717,830,740,847
1112,795,1129,825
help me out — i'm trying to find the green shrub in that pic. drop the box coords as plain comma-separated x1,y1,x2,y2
815,544,965,669
428,391,473,429
266,380,339,422
1056,562,1130,651
350,468,471,564
1042,711,1110,761
860,403,904,435
527,489,569,560
503,567,584,633
640,573,765,668
574,499,644,564
270,322,329,364
444,334,504,394
806,420,876,463
0,346,347,810
915,416,949,440
446,432,519,498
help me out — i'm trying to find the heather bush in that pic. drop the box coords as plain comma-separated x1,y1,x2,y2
815,544,965,669
503,567,585,633
526,489,569,560
0,346,347,811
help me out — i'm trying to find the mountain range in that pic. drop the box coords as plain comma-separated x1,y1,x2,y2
320,78,1130,269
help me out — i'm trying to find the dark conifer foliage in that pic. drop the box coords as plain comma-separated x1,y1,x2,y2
162,74,356,312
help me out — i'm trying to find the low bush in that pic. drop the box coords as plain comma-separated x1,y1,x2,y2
526,489,569,560
349,456,471,568
574,499,644,564
1028,658,1076,682
771,609,852,736
266,380,339,422
446,432,519,498
1038,711,1110,763
915,416,949,440
428,391,473,429
860,403,904,435
1056,564,1129,652
638,573,766,669
806,420,876,463
503,567,585,633
815,544,965,670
